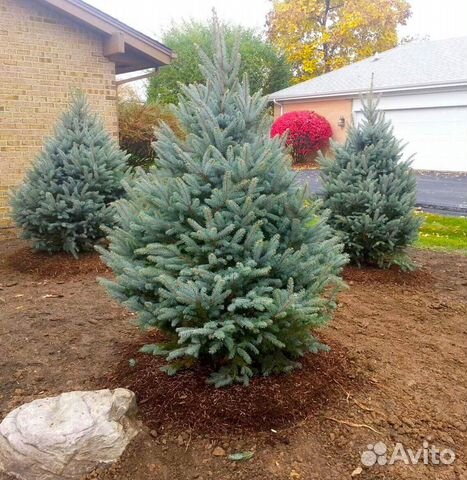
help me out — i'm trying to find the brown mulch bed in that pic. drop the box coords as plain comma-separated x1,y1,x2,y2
104,334,360,434
343,263,434,287
4,245,109,279
1,238,466,480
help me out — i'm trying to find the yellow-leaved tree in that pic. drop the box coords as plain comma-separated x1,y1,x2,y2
267,0,411,82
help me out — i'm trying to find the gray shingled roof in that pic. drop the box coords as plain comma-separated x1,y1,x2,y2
270,36,467,101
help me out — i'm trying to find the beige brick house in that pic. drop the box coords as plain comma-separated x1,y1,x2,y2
0,0,173,228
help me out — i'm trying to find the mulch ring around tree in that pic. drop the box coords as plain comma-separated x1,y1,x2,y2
103,332,363,435
4,246,110,280
343,261,434,287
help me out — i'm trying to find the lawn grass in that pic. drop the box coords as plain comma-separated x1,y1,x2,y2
415,212,467,254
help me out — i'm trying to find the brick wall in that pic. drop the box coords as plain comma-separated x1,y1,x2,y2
0,0,118,228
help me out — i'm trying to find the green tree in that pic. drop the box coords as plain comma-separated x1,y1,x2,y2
100,20,346,387
147,20,291,104
319,93,422,269
11,93,128,257
268,0,411,81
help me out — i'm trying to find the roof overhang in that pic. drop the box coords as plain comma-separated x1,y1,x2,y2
269,80,467,103
37,0,175,74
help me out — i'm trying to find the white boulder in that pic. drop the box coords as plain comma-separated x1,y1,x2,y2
0,388,139,480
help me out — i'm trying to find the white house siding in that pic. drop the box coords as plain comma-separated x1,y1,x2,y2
353,90,467,172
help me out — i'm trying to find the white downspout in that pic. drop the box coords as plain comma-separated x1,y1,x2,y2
273,98,284,116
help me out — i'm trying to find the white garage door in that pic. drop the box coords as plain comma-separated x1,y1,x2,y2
355,106,467,171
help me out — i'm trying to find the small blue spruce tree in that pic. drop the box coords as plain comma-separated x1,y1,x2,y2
100,21,347,387
320,94,422,269
11,93,128,257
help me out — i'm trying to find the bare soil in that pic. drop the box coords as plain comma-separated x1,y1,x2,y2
0,238,466,480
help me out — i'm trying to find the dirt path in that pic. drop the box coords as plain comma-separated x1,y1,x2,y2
0,239,466,480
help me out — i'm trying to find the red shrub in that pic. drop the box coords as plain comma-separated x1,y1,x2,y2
271,111,332,162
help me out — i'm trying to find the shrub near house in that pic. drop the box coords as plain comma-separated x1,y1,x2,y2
118,99,182,169
271,111,332,163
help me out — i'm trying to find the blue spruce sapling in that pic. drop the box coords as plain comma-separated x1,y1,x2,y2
100,21,347,386
11,93,128,256
320,93,422,269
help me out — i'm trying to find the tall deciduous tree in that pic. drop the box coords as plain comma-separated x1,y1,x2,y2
147,20,291,104
267,0,411,81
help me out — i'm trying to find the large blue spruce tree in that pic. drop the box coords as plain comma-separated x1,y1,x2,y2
11,93,128,257
320,94,422,269
100,21,347,387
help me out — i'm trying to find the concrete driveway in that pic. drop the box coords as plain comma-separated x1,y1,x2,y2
298,170,467,216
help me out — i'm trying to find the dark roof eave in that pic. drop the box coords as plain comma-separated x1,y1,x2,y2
63,0,173,57
37,0,175,71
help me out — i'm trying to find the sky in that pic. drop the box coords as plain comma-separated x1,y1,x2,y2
87,0,467,97
87,0,270,40
88,0,467,42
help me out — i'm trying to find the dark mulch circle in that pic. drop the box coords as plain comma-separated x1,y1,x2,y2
104,332,361,434
343,263,433,288
5,246,110,279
